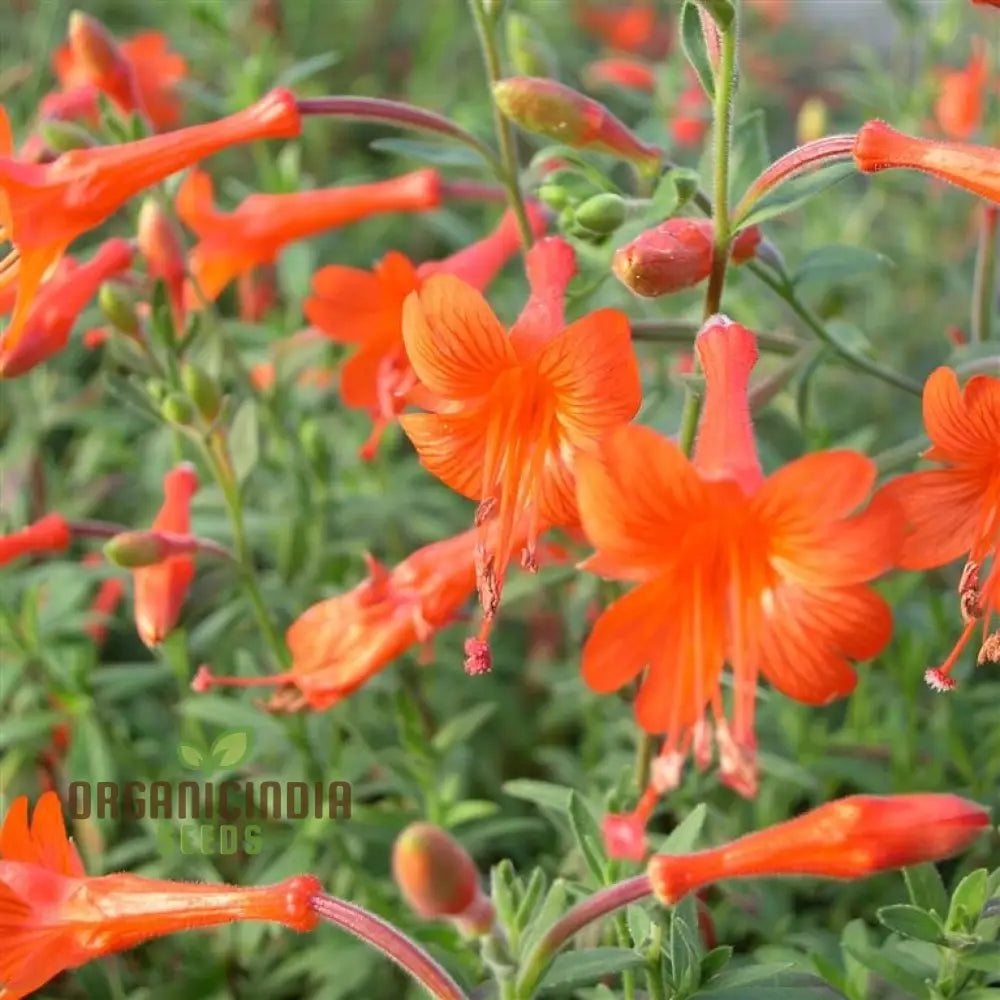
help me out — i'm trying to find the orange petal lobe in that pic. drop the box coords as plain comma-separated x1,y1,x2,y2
399,411,484,500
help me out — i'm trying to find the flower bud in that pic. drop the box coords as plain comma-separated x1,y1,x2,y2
493,77,662,169
99,281,140,335
104,530,197,568
37,118,97,153
138,199,186,318
648,793,991,905
68,10,144,116
181,363,222,422
575,192,627,234
161,393,195,426
505,13,557,78
392,823,494,934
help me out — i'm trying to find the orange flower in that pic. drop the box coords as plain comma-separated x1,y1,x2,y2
576,317,898,827
935,42,988,140
574,2,671,57
0,88,300,352
0,237,134,377
194,523,521,709
399,236,642,673
305,203,545,459
0,514,71,565
0,791,321,999
584,58,656,94
133,463,199,647
238,263,279,322
177,167,441,303
137,198,186,328
853,120,1000,204
648,793,991,905
878,367,1000,690
82,552,126,645
44,25,187,130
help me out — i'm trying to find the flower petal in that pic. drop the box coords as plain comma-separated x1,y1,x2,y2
537,309,642,448
399,410,484,500
576,424,707,581
29,792,83,876
877,467,982,570
338,346,382,409
401,274,516,400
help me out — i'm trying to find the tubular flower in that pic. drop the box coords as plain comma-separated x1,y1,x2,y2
304,203,546,459
0,88,300,352
493,78,662,170
613,219,761,298
0,237,134,378
584,58,656,94
935,43,988,140
82,553,126,646
853,120,1000,205
649,793,991,905
137,198,186,328
576,316,898,839
399,236,642,674
44,25,187,130
193,523,526,709
0,514,71,566
878,368,1000,690
392,823,494,934
133,463,199,647
177,167,442,304
573,2,671,57
0,791,321,1000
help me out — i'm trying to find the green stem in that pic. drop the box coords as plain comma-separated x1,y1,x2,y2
872,434,929,475
703,24,738,320
203,435,291,669
971,205,998,343
746,261,922,396
616,914,637,1000
644,922,667,1000
467,0,535,251
630,319,801,354
634,730,654,793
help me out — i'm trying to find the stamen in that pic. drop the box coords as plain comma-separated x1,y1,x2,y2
691,719,713,771
191,663,292,692
520,543,538,572
650,748,685,792
924,616,977,692
978,631,1000,665
959,560,983,623
463,636,492,675
715,718,758,798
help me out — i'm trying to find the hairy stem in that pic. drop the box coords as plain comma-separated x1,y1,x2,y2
971,204,998,343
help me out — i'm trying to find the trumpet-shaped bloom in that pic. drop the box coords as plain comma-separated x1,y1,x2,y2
304,203,545,459
648,793,990,904
44,25,187,130
576,317,898,820
193,523,524,709
134,463,199,647
0,791,321,999
0,88,300,351
878,367,1000,690
0,237,134,377
399,236,642,672
935,43,988,139
177,167,441,303
853,120,1000,204
0,514,71,566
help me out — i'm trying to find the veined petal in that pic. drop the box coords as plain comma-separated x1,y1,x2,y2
758,583,891,704
877,468,982,570
534,446,580,529
753,451,876,530
29,791,84,876
305,266,388,343
339,347,383,409
400,410,484,500
582,579,673,694
576,424,708,581
401,275,516,400
961,374,1000,459
537,309,642,448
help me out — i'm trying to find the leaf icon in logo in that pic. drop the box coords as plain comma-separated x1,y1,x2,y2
178,743,206,770
210,729,252,768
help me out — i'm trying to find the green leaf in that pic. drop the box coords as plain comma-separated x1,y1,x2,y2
700,945,734,983
178,743,206,769
957,944,1000,973
567,792,606,885
730,109,770,204
626,905,652,949
695,968,846,999
948,870,990,934
679,0,715,101
515,867,548,931
490,859,519,933
735,161,856,232
444,799,500,826
656,803,708,854
229,400,260,484
503,779,574,814
904,865,950,920
877,904,944,943
210,728,253,768
521,879,569,957
0,712,64,752
275,51,341,89
432,703,497,752
370,137,485,168
538,948,644,993
843,945,930,1000
793,245,893,289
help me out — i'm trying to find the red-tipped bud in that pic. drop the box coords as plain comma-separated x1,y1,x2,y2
853,120,1000,205
493,77,662,169
104,530,199,568
392,823,494,934
648,793,991,905
138,199,186,319
68,11,144,117
0,514,71,566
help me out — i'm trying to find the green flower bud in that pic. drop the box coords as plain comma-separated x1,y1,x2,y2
98,281,140,336
161,393,195,426
181,364,222,422
574,192,626,234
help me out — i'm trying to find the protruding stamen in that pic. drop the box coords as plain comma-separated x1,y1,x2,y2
520,543,538,572
978,631,1000,665
715,720,758,798
191,663,292,692
926,616,978,692
691,720,713,771
463,637,492,675
959,560,983,623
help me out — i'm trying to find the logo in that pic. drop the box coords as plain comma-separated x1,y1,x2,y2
66,728,352,857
